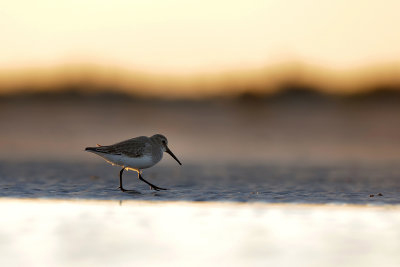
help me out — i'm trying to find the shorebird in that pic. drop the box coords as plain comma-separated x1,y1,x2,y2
85,134,182,191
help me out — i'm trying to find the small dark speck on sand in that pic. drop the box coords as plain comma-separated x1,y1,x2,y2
370,193,383,197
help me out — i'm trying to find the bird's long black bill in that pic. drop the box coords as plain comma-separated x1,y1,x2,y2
166,148,182,165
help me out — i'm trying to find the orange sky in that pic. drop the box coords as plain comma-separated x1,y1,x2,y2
1,0,400,96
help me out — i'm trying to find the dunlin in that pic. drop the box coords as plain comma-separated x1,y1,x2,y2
85,134,182,191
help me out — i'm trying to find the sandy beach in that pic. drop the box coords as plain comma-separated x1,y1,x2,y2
1,198,400,267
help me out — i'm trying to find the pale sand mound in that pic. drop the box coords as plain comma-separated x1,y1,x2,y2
1,199,400,267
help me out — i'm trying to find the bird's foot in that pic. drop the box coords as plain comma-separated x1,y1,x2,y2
150,185,168,191
118,186,127,192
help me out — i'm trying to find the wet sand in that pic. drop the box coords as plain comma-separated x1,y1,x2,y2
1,198,400,267
1,161,399,204
1,95,399,204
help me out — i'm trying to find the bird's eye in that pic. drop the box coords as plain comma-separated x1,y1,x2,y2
162,140,166,144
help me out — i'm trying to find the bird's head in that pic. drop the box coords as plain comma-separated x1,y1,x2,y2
151,134,182,165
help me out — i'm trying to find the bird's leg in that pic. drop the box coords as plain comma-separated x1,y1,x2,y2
138,172,167,191
119,168,127,192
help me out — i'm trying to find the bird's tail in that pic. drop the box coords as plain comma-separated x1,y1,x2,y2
85,147,98,152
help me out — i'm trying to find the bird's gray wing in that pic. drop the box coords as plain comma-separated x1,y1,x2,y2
95,136,151,158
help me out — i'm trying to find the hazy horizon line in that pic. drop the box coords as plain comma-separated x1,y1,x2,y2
0,61,399,99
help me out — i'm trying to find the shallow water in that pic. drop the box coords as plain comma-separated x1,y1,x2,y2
1,161,399,204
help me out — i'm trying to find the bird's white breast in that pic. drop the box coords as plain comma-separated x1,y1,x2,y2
99,153,158,170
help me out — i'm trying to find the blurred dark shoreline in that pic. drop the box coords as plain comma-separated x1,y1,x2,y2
1,84,400,104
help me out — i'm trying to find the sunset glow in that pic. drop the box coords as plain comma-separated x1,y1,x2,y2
1,0,400,96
